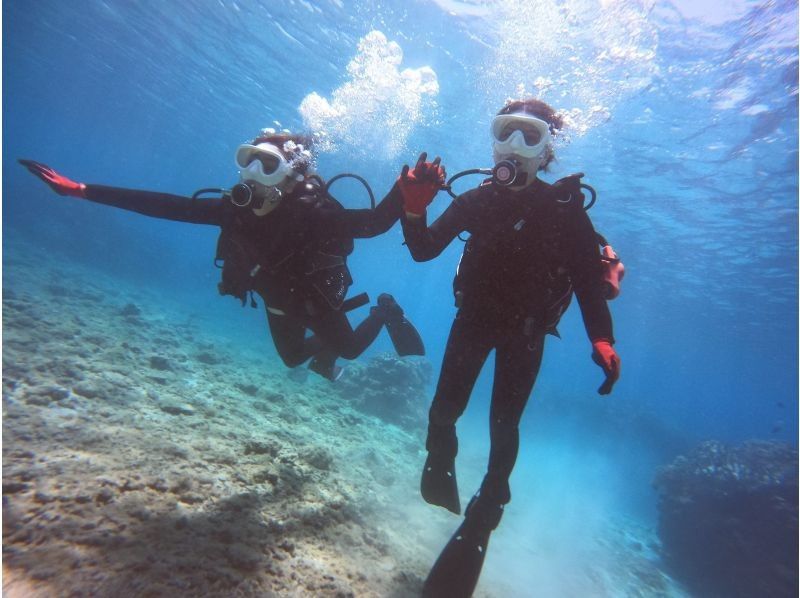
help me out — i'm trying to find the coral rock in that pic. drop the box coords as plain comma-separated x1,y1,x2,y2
654,440,798,598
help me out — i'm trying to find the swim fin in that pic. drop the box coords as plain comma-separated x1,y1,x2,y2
422,494,503,598
308,352,343,382
421,452,461,514
376,293,425,356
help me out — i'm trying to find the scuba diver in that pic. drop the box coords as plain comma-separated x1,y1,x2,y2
400,99,623,597
19,131,434,381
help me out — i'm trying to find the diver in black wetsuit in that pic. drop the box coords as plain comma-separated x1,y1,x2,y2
400,99,622,597
20,131,438,381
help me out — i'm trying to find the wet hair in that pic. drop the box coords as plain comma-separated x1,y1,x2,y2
497,98,563,131
250,132,314,175
497,98,563,170
250,132,313,150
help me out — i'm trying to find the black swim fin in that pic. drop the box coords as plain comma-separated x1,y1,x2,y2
421,452,461,514
422,494,504,598
376,293,425,356
308,352,343,382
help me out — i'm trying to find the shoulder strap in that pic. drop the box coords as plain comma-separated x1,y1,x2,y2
550,172,585,207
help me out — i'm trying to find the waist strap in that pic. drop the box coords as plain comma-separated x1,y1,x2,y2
307,252,346,273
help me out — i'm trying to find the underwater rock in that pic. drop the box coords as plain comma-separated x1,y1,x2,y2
301,446,334,471
236,383,259,397
149,355,173,371
3,482,29,494
45,284,71,297
226,542,261,572
94,488,114,504
195,351,222,365
72,381,103,400
336,354,432,430
2,239,463,597
252,392,286,413
244,440,280,457
23,384,70,406
287,367,309,383
159,402,196,416
654,440,798,598
120,303,141,317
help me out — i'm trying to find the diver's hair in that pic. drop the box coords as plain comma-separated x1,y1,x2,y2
497,98,563,172
250,132,314,175
497,99,563,131
250,132,314,150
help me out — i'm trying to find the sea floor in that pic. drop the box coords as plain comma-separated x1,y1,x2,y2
2,236,688,597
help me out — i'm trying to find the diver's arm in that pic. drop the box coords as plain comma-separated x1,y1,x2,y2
569,209,614,342
315,152,445,239
571,208,620,395
18,160,225,225
83,185,225,225
401,193,469,261
315,184,405,239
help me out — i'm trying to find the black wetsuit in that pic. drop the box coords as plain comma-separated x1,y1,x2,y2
402,177,613,506
82,181,404,366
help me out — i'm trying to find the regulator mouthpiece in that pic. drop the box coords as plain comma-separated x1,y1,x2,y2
493,160,526,187
231,182,254,207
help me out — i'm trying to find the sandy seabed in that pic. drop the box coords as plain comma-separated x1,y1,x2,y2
2,238,686,597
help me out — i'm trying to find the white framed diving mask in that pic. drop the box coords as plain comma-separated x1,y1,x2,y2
491,113,552,159
234,142,304,187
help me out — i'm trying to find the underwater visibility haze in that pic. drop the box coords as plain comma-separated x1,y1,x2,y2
3,0,798,596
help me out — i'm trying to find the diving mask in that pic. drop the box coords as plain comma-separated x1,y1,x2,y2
235,142,304,187
491,113,552,159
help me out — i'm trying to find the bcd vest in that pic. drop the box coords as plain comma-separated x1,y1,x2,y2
452,174,592,334
215,186,354,312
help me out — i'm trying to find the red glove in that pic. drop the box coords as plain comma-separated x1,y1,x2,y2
591,338,620,395
18,159,86,198
397,152,445,216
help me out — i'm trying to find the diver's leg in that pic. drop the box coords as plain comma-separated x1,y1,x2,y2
266,310,321,368
307,307,384,360
299,308,380,381
482,330,544,504
424,331,544,598
422,315,493,514
310,290,425,361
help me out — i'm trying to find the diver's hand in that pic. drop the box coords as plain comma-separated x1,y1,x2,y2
398,152,446,217
18,159,86,198
591,339,620,395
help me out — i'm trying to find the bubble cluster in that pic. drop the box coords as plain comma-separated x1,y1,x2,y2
481,0,659,140
299,30,439,159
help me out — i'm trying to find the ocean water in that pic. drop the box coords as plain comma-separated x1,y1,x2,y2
3,1,797,597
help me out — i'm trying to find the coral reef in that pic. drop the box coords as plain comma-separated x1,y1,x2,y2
2,240,446,598
2,236,692,597
336,353,432,431
654,440,798,598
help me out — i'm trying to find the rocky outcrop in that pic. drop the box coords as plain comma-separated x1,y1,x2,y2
337,354,432,430
654,440,798,598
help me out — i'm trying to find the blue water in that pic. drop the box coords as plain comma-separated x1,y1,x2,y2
4,0,798,593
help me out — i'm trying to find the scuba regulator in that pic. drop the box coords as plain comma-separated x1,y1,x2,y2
190,172,377,210
444,166,597,207
191,182,280,210
442,159,536,192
